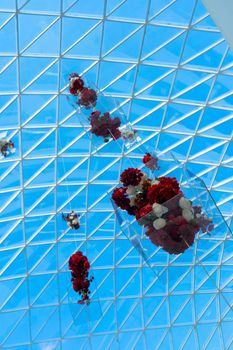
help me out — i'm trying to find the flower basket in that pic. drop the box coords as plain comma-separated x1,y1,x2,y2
66,73,140,148
111,153,232,276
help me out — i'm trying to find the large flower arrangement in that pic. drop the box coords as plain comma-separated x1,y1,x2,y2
68,251,94,304
112,157,214,254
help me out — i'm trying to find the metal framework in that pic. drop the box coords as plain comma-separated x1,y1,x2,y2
0,0,233,349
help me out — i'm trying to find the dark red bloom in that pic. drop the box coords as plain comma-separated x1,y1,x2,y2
135,204,154,224
78,88,97,109
68,251,93,304
120,168,143,187
146,221,199,254
147,177,180,204
112,187,136,215
139,204,153,218
89,111,121,142
143,153,159,171
69,74,84,95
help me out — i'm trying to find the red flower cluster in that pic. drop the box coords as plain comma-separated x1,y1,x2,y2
78,88,97,109
69,73,97,109
112,187,136,215
120,168,143,187
69,73,84,95
143,153,159,171
146,219,199,255
112,157,214,254
0,140,14,157
147,177,181,204
89,111,121,142
68,251,94,304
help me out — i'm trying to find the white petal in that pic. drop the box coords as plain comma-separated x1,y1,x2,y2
152,203,168,217
126,185,136,196
153,218,166,230
72,218,79,225
151,179,159,185
179,197,191,209
182,209,194,222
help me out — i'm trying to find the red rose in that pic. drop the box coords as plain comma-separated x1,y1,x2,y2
143,153,152,164
78,88,97,109
112,187,136,215
89,111,121,142
139,204,153,219
147,177,180,204
120,168,143,187
68,250,93,303
69,74,84,95
143,153,159,171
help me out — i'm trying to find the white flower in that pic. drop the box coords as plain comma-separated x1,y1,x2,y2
182,208,194,222
151,179,159,185
70,77,77,88
69,215,74,220
129,197,136,207
153,218,166,230
126,185,137,196
72,218,79,225
179,197,191,209
152,203,168,217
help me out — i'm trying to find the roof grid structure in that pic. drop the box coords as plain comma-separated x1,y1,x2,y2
0,0,232,349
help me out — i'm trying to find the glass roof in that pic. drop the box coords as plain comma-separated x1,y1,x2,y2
0,0,233,349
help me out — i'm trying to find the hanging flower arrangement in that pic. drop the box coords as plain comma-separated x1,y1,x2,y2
143,153,159,171
62,211,80,230
112,158,214,255
0,139,15,157
68,72,139,146
68,251,94,304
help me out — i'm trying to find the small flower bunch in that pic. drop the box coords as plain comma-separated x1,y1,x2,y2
120,125,138,143
69,73,97,109
89,111,122,142
143,153,159,171
62,211,80,230
0,139,14,157
112,159,214,254
68,251,94,304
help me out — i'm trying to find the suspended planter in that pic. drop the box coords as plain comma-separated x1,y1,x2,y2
62,211,80,230
67,250,102,331
0,132,15,158
66,72,140,148
68,251,94,305
111,152,227,263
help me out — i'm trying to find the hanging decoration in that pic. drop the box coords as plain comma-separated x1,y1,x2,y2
142,152,160,171
112,156,214,255
67,72,139,146
0,139,15,158
68,251,94,305
62,211,80,230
